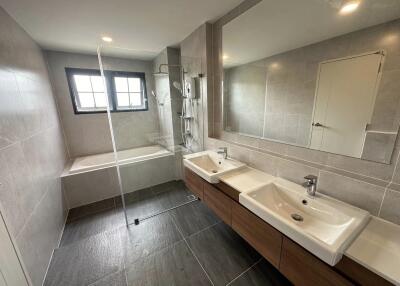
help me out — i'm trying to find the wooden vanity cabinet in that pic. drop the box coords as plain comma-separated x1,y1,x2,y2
280,237,354,286
183,168,393,286
231,201,282,268
184,168,204,200
203,183,232,225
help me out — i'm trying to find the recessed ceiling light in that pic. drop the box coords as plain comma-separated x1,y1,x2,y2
101,36,113,42
340,1,360,14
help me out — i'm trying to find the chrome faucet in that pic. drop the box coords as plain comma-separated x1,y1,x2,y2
217,147,228,159
302,175,318,197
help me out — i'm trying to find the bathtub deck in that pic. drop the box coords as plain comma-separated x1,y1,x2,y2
43,180,290,286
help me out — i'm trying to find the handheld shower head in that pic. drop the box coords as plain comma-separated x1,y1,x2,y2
151,90,164,106
173,81,182,93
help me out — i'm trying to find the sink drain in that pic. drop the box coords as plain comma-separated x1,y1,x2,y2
211,170,218,173
291,213,304,222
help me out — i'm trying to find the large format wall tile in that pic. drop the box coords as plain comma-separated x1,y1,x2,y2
379,189,400,225
0,7,68,285
318,171,385,215
62,167,119,209
16,179,66,286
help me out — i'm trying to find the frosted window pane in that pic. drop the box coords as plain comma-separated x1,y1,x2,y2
128,78,141,92
117,93,129,107
130,93,142,106
114,77,128,92
90,76,104,92
78,93,95,108
94,93,107,107
74,75,92,92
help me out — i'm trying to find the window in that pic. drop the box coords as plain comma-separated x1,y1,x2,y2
111,72,147,111
66,68,148,114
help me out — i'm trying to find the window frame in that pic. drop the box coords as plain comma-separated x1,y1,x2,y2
109,71,148,112
65,68,148,114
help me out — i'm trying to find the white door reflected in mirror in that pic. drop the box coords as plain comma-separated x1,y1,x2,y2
310,52,383,158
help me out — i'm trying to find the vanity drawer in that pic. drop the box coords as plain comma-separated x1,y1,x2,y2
184,168,204,200
231,201,282,268
204,183,232,225
280,237,353,286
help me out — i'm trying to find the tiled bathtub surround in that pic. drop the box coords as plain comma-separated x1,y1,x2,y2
207,1,400,226
0,7,68,286
62,155,177,208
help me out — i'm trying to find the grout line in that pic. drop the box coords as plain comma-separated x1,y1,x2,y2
169,213,215,286
377,189,388,217
225,258,262,286
186,221,222,239
42,199,70,285
378,143,400,216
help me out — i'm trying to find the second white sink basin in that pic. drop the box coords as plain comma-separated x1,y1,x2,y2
183,151,245,183
240,177,370,265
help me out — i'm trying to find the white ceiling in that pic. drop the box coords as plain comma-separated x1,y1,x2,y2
0,0,243,59
223,0,400,67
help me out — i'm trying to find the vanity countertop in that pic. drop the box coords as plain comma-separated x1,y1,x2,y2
218,166,400,285
345,217,400,286
218,166,275,193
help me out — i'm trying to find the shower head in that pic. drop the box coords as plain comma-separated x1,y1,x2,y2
153,63,169,76
152,71,169,76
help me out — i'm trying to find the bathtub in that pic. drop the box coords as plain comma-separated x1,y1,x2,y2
63,144,172,176
61,144,181,208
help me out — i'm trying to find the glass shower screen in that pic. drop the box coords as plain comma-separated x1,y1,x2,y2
97,45,197,226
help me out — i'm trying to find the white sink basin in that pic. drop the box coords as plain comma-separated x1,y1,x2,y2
240,177,370,265
183,151,246,183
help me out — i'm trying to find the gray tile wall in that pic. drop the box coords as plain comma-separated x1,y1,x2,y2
206,0,400,226
46,51,160,157
0,7,68,285
180,24,210,152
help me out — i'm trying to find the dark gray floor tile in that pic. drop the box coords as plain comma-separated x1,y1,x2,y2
121,213,183,267
124,194,164,221
60,208,126,247
122,188,154,204
126,241,212,286
151,180,185,195
124,185,193,222
187,223,261,286
157,187,193,210
170,200,220,237
89,270,128,286
44,229,124,286
67,198,116,223
229,259,292,286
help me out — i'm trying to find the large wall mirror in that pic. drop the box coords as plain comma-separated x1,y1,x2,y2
222,0,400,164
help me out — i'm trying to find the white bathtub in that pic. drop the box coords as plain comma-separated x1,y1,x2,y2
63,145,172,176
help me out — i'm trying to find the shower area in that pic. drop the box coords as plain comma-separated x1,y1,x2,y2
60,44,205,226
